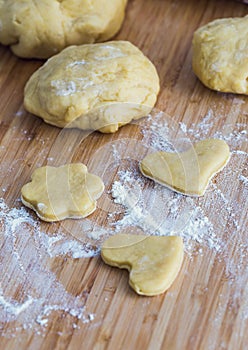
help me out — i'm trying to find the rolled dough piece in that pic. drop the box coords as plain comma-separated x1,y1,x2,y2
101,234,184,296
192,16,248,94
24,41,160,133
140,139,230,196
21,163,104,222
0,0,128,59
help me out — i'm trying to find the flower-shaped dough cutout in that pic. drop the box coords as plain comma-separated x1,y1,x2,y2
101,234,184,296
21,163,104,222
140,139,230,196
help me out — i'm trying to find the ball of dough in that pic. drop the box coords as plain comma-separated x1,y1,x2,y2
24,41,160,133
0,0,127,59
192,16,248,95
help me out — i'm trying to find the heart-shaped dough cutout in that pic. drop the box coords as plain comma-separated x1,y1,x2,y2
140,139,230,196
21,163,104,222
101,234,184,296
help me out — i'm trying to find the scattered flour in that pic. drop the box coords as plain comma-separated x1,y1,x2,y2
0,291,34,317
239,175,248,186
51,80,77,96
0,200,97,336
110,171,221,254
106,107,247,322
107,107,247,259
0,106,247,335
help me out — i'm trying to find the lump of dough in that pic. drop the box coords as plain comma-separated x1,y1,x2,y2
140,139,230,196
21,163,104,222
0,0,127,59
192,16,248,94
101,234,184,296
24,41,160,133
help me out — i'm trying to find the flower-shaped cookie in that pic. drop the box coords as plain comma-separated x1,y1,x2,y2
101,234,184,296
21,163,104,222
140,139,230,196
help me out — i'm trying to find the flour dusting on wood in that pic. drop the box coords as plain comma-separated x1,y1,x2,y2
0,200,96,336
0,107,247,335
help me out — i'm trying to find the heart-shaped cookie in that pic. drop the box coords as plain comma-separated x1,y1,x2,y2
101,234,184,296
140,138,230,196
21,163,104,222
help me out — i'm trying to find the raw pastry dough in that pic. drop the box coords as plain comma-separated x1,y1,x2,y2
21,163,104,222
24,41,160,133
101,234,184,296
0,0,128,58
192,16,248,94
140,139,230,196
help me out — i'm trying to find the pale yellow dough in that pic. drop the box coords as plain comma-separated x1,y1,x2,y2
24,41,160,133
140,139,230,196
192,16,248,94
0,0,127,58
21,163,104,222
101,234,184,296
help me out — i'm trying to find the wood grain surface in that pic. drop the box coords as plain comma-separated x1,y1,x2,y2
0,0,248,349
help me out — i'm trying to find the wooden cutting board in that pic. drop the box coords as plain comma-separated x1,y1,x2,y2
0,0,248,349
